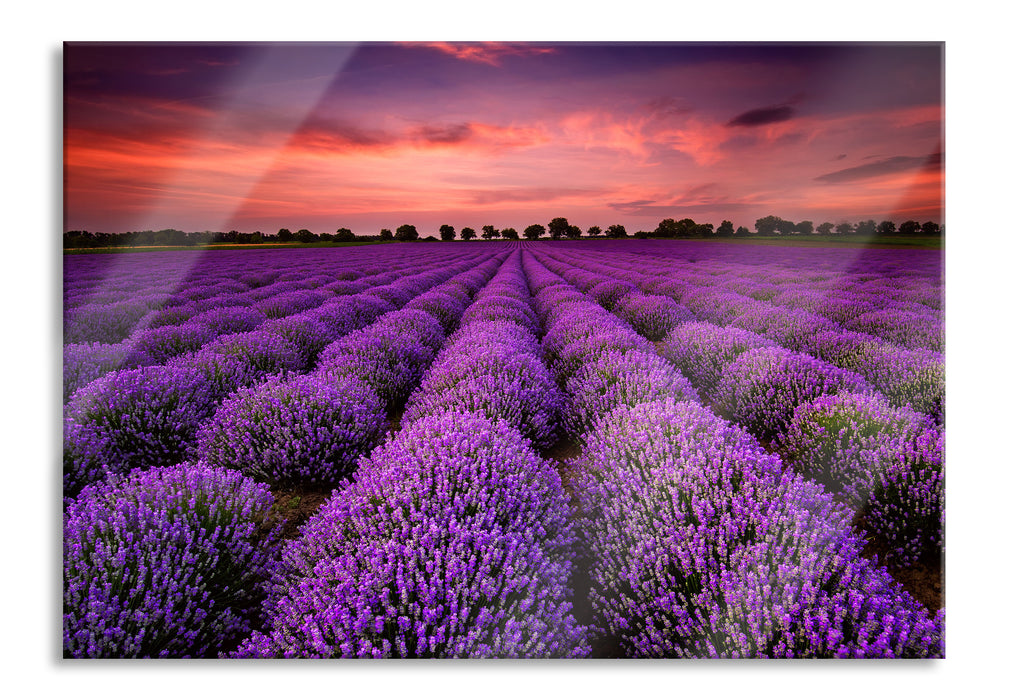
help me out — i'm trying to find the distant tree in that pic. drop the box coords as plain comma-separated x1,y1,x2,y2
379,228,394,241
481,225,500,240
500,227,519,240
318,232,334,242
855,220,877,237
921,221,941,236
460,227,476,241
775,219,796,235
654,218,679,237
876,220,897,236
335,228,355,242
423,235,438,242
565,225,582,239
587,225,603,237
695,223,715,238
606,224,628,238
633,230,650,239
277,228,294,242
754,216,782,236
795,220,814,236
250,231,264,244
735,226,751,237
815,222,834,236
548,217,570,240
835,222,854,236
395,224,419,241
898,220,921,236
716,220,735,238
296,228,316,243
439,224,456,241
524,224,545,240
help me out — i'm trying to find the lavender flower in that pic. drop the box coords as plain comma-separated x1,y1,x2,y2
63,462,282,657
236,412,589,658
197,373,386,488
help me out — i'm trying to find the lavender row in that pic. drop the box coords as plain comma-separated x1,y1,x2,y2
530,249,944,569
196,254,506,489
63,253,504,496
534,247,944,425
521,251,943,656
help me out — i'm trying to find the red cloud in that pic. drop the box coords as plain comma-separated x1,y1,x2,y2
401,42,556,66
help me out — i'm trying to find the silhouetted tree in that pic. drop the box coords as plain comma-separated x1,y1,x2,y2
277,228,294,242
379,228,394,241
565,225,582,239
296,228,316,243
835,222,854,236
481,225,500,240
816,222,834,236
795,220,814,236
735,226,751,237
633,230,650,239
524,224,545,240
876,220,896,236
775,219,796,235
855,220,877,237
439,224,456,241
754,216,781,236
395,224,419,241
898,220,921,236
501,227,519,240
335,228,355,242
548,217,570,240
460,227,476,241
606,224,628,238
587,225,602,237
921,221,941,236
716,220,735,238
695,223,715,238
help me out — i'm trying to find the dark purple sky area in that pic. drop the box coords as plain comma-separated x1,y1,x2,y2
64,42,943,235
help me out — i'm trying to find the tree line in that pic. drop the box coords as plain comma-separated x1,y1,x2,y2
63,215,944,249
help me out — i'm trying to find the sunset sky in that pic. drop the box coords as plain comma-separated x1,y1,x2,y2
64,42,943,236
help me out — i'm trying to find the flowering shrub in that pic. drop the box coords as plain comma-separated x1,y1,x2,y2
197,373,386,488
404,346,562,449
63,342,153,404
63,463,282,657
405,290,469,333
658,321,778,401
258,313,338,368
128,322,218,364
235,412,588,658
63,365,219,496
713,346,873,441
64,300,154,344
563,349,699,438
574,398,943,658
194,329,306,378
612,293,695,341
775,391,938,502
862,431,945,566
186,306,267,336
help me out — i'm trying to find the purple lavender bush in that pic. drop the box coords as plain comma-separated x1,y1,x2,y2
194,329,306,378
196,373,386,488
563,349,699,438
63,462,282,657
63,342,153,404
712,346,873,441
574,398,943,658
63,365,219,496
775,391,938,502
861,430,945,566
403,347,562,449
128,322,218,364
612,293,695,341
235,412,589,658
658,321,778,401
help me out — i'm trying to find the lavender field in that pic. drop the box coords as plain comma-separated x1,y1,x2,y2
62,240,944,658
